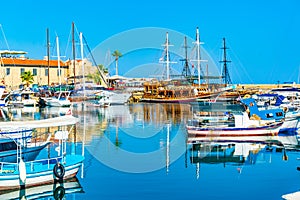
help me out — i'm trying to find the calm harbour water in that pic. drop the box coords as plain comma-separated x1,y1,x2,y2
1,103,300,200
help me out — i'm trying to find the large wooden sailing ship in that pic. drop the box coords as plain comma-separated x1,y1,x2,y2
140,29,246,103
140,32,200,103
141,79,199,103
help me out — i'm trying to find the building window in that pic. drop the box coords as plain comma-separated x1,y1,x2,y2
33,69,37,76
45,69,49,76
20,68,25,74
6,68,10,76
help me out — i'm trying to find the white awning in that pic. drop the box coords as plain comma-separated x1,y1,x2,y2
108,75,128,80
0,115,79,129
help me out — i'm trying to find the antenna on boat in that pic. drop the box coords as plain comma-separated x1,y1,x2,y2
159,32,176,81
191,27,207,88
220,38,232,85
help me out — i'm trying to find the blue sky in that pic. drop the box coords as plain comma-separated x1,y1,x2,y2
0,0,299,84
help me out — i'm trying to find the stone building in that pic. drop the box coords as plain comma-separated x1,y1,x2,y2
0,50,101,90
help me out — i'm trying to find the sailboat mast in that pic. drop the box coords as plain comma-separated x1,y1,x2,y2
80,32,86,99
72,22,76,85
47,28,50,86
56,36,61,86
181,36,191,77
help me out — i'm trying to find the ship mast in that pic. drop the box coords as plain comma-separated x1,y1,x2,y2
160,32,175,81
181,36,191,78
191,27,207,87
220,38,232,85
166,32,170,80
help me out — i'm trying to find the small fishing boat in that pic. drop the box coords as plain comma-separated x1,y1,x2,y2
94,90,131,106
187,114,286,137
0,154,84,189
5,89,38,107
0,113,84,189
45,91,71,107
239,97,300,128
187,98,298,140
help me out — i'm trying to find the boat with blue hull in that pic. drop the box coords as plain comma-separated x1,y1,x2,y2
0,113,84,190
187,97,299,142
0,154,84,189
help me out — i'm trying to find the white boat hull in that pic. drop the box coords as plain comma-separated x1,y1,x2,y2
46,99,71,107
96,90,131,105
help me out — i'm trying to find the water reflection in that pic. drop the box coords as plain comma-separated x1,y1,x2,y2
71,103,192,173
189,139,299,179
0,177,83,199
2,103,300,199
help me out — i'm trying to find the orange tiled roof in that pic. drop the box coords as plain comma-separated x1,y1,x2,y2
0,58,67,67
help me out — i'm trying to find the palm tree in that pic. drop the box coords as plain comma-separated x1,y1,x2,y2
112,50,122,76
98,64,108,74
20,71,34,88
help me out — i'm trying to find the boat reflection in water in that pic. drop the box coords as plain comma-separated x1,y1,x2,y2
188,135,300,179
0,177,83,199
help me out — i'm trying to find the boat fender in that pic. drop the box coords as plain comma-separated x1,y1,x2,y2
19,158,27,186
53,163,65,180
53,185,65,200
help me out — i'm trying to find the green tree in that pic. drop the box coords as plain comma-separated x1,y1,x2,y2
112,50,122,76
87,71,103,85
20,71,34,87
98,64,108,74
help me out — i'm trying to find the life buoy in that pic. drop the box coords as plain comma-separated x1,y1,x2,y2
53,163,65,180
53,185,65,200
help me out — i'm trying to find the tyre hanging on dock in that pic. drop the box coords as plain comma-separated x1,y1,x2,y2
53,163,65,180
